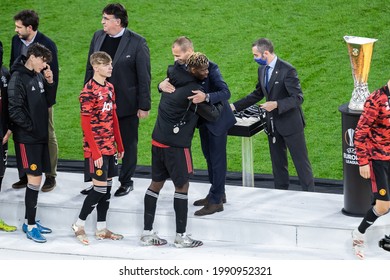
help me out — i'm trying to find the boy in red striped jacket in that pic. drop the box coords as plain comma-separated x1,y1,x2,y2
72,51,124,245
353,80,390,259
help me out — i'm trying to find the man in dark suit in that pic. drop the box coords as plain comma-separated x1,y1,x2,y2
10,10,59,192
232,38,314,191
159,37,236,216
82,3,151,197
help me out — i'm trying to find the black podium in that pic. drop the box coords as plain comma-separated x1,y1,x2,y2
339,103,372,217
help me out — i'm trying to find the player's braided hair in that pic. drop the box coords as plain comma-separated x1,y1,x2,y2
186,52,209,68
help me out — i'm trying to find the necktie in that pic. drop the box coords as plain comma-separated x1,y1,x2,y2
264,65,270,92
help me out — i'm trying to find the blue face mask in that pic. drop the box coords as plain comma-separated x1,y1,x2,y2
254,57,267,65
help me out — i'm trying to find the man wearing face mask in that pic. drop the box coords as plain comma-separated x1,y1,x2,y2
231,38,314,192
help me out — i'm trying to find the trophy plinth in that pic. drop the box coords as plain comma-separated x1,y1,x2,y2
344,35,377,111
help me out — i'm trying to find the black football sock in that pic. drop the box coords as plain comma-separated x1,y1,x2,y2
79,186,106,220
358,207,380,234
174,191,188,234
25,184,40,225
97,182,112,222
144,188,159,231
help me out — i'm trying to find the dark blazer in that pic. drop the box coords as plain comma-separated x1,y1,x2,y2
233,58,305,136
200,61,236,136
10,31,59,92
84,29,151,118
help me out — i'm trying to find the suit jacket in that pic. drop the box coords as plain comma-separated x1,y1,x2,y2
234,58,305,136
84,29,151,118
10,31,59,92
200,61,236,136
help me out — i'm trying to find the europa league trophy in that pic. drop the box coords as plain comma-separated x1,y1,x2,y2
344,35,377,111
339,35,378,216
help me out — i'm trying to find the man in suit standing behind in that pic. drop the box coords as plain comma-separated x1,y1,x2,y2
231,38,314,191
82,3,151,197
10,10,59,192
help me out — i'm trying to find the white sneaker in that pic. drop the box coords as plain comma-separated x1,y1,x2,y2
174,233,203,248
352,229,365,259
140,230,167,246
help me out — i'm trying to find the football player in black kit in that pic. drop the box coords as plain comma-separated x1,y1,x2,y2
140,52,222,248
8,43,56,243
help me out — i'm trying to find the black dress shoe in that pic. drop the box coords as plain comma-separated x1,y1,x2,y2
114,185,134,197
12,176,28,189
80,185,93,195
41,176,56,192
